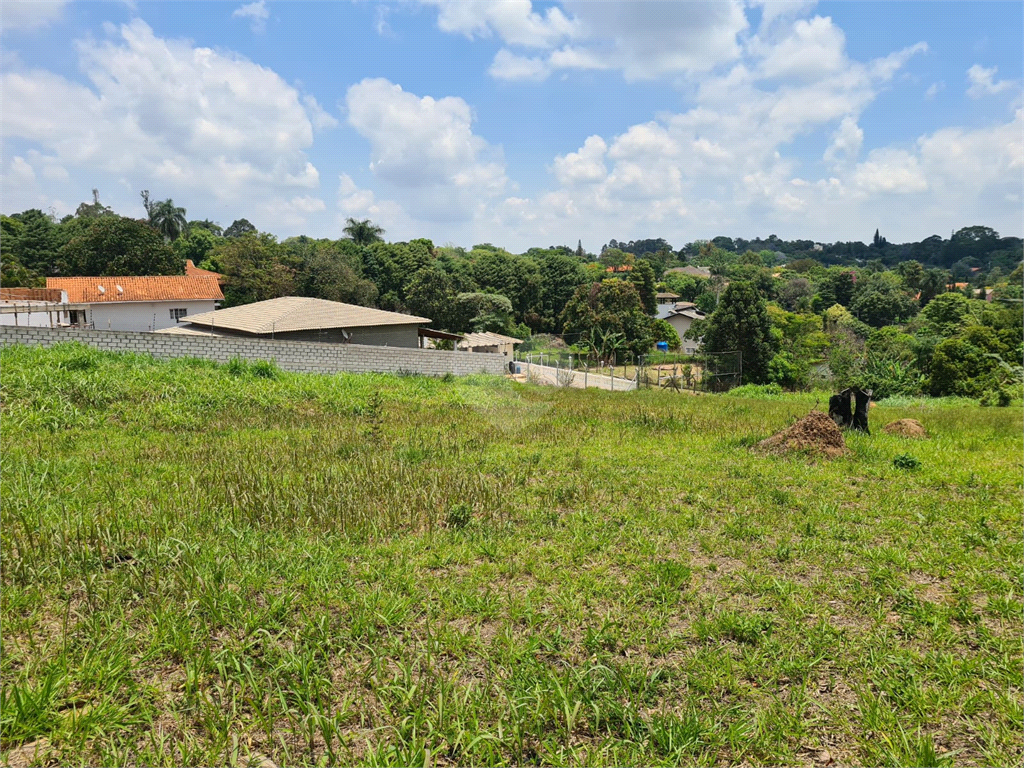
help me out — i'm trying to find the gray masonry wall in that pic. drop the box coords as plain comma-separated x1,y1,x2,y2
0,326,508,377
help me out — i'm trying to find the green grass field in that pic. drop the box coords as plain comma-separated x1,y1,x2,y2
2,343,1021,767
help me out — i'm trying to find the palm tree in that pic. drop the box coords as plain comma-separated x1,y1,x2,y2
140,190,187,241
150,200,188,242
343,217,385,246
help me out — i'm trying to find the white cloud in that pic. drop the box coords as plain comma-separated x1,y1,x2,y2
966,64,1015,98
824,116,863,164
753,15,847,80
233,0,269,33
302,95,339,130
552,135,607,185
852,149,928,193
421,0,749,82
0,1,68,32
422,0,576,48
925,81,944,98
561,0,749,80
608,123,679,160
489,49,549,81
753,0,819,29
1,20,325,230
9,156,35,183
336,174,406,229
345,78,507,221
458,14,1015,250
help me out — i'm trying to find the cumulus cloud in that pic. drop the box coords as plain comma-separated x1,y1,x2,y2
421,0,576,48
233,0,269,33
302,94,339,130
552,136,607,185
9,156,36,183
345,78,507,221
488,49,549,81
1,19,325,229
824,116,863,164
966,64,1016,98
852,149,928,193
420,0,748,81
0,1,68,32
463,11,1016,250
752,15,847,80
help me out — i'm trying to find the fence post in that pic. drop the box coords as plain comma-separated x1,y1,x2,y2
610,366,614,392
584,363,588,389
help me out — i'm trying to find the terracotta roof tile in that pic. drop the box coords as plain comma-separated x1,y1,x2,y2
47,276,224,303
185,260,224,281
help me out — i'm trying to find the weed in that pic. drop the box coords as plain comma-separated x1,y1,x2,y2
893,453,921,470
445,502,472,530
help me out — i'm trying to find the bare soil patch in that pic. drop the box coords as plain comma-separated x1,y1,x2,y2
883,419,928,438
753,410,849,459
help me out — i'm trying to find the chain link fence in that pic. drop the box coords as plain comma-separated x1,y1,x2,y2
512,349,743,394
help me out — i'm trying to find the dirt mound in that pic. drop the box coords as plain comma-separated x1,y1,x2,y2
754,410,849,459
883,419,928,438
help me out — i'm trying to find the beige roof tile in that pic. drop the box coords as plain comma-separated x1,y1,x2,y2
458,331,523,348
182,296,430,334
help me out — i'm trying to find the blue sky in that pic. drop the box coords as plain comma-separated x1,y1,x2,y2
2,1,1021,252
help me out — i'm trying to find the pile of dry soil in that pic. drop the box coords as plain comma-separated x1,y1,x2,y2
754,410,849,458
882,418,928,438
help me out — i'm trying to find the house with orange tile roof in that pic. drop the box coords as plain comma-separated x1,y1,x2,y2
45,274,224,332
185,259,224,282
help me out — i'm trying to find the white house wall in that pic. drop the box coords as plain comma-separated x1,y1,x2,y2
0,308,64,327
83,300,219,332
667,314,702,356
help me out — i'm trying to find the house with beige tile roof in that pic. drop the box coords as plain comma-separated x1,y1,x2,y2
45,274,224,331
457,331,523,356
161,296,433,348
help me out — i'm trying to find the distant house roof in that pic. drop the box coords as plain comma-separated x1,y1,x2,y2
656,292,680,301
185,259,224,282
458,331,523,349
666,304,706,321
47,275,224,303
181,296,430,335
665,266,711,278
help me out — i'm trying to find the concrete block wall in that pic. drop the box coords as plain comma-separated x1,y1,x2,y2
0,326,508,377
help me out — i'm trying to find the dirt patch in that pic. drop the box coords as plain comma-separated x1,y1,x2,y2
753,410,849,459
882,419,928,438
2,739,51,768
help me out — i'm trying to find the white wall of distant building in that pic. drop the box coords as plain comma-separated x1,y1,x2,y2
0,306,65,327
83,300,219,332
667,314,702,355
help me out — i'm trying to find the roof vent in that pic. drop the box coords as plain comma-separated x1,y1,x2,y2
97,285,106,294
116,285,124,294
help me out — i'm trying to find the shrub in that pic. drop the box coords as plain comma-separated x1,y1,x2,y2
979,387,1013,407
226,357,249,377
445,502,472,530
725,383,782,398
893,453,921,470
250,360,279,379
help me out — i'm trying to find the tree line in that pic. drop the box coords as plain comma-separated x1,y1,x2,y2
1,191,1021,402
